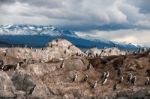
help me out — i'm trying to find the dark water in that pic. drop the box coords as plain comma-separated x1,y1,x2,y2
0,35,57,48
0,35,139,51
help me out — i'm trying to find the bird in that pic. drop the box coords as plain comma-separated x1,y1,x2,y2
145,77,150,86
16,63,20,70
127,73,132,83
131,76,136,85
102,77,108,85
68,45,72,49
24,44,27,48
4,53,6,56
101,72,107,80
117,67,122,77
2,64,16,71
113,82,117,91
0,60,4,70
118,76,124,84
106,71,110,78
87,63,92,70
50,44,53,48
72,73,78,82
83,75,88,82
92,81,97,89
76,52,79,56
64,50,67,54
60,60,65,68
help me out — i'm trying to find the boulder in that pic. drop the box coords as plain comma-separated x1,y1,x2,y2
11,70,36,95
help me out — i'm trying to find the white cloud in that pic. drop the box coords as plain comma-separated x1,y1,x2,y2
76,29,150,46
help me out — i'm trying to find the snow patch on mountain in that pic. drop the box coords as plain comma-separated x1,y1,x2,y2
0,24,77,37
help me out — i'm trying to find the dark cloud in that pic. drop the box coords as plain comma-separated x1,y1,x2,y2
0,0,15,5
127,0,150,14
16,0,63,8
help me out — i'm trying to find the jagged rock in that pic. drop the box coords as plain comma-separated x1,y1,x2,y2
86,47,126,56
65,58,86,71
32,84,52,98
0,71,15,98
11,70,36,95
24,63,58,76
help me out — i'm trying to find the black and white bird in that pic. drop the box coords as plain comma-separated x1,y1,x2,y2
16,63,20,70
2,64,16,71
131,76,136,85
102,77,108,85
145,77,150,86
127,73,133,83
113,82,117,91
0,60,4,70
64,50,67,54
106,71,110,78
118,76,124,84
72,73,78,82
92,81,97,89
101,71,109,85
117,67,122,77
101,72,107,80
50,44,53,48
60,60,65,68
83,75,88,82
68,45,72,49
87,63,92,70
4,52,6,56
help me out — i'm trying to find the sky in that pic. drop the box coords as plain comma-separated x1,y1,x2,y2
0,0,150,46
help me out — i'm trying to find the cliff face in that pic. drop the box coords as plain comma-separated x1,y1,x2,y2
0,39,150,99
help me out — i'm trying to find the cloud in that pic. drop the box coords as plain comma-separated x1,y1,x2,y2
76,29,150,46
0,0,149,31
0,0,15,5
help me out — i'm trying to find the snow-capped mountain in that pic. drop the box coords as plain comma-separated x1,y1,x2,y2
0,24,141,50
0,24,76,36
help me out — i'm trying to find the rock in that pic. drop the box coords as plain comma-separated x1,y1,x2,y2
65,58,86,71
32,84,52,98
63,94,74,99
15,91,26,99
116,97,128,99
11,70,36,95
5,39,84,62
86,47,126,57
24,63,58,76
0,71,15,98
0,39,150,98
133,90,148,99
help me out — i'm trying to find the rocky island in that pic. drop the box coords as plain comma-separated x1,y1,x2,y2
0,39,150,99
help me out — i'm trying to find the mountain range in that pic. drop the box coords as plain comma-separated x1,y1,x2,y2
0,24,141,50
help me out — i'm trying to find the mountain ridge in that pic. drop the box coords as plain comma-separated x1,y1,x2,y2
0,24,142,50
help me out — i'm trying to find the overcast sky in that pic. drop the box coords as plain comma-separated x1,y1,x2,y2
0,0,150,45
